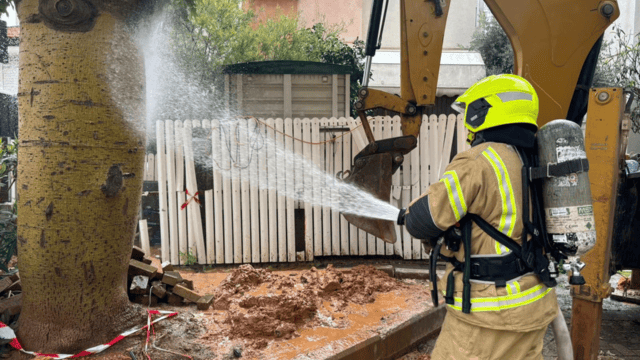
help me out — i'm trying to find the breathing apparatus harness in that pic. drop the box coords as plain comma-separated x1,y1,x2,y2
426,144,588,314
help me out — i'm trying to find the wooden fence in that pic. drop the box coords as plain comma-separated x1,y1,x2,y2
147,115,469,265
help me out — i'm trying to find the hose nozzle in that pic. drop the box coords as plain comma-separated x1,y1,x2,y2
397,208,407,226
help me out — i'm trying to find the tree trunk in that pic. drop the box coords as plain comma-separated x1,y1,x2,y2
16,0,147,352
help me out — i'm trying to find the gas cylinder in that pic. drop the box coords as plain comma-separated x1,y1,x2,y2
537,119,596,260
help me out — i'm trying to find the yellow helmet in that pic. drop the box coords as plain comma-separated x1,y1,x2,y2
452,74,539,140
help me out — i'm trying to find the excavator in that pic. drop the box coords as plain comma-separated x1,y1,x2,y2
341,0,637,358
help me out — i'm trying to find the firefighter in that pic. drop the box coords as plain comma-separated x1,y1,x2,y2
398,74,558,359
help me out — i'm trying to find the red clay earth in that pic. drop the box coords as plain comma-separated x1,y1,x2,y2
26,263,434,360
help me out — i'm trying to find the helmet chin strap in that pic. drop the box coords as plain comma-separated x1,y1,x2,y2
466,131,476,145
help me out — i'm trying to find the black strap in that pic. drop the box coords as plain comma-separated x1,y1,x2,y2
528,158,589,180
429,239,443,307
468,214,524,258
461,219,472,314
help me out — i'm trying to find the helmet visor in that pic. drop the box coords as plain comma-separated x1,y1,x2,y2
451,102,466,116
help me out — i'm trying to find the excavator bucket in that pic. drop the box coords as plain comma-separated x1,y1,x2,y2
342,136,417,244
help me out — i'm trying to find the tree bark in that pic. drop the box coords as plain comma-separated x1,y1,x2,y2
16,0,147,352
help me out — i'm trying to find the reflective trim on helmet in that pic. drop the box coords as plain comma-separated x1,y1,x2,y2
482,147,517,250
446,284,552,312
440,171,467,222
496,92,533,103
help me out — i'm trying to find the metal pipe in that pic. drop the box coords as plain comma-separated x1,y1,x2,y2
362,56,372,88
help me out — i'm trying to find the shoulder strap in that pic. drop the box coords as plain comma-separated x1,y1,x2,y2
467,214,523,258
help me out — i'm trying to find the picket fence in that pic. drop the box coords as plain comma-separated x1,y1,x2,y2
146,115,469,265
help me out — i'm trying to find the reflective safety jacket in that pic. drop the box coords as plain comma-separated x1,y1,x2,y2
405,141,558,331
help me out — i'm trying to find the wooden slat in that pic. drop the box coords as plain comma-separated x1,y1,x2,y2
221,120,234,264
332,74,339,117
410,124,421,260
374,117,385,256
382,117,394,255
275,118,287,262
259,119,270,263
429,115,440,185
174,121,184,189
419,116,430,259
439,114,456,176
205,189,214,264
139,219,150,256
231,120,242,264
240,118,252,263
249,118,261,263
312,119,322,257
164,120,179,264
267,118,278,262
302,118,314,261
211,119,224,264
344,75,350,117
391,117,404,256
293,118,305,261
322,118,332,256
339,118,350,256
457,114,468,154
182,120,207,264
402,126,413,260
331,118,341,256
174,121,187,264
177,191,188,264
284,75,292,119
285,118,296,262
156,121,169,262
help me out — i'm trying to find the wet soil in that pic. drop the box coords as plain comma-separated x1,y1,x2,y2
22,261,432,360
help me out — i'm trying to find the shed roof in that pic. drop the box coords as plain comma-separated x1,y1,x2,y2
223,60,353,75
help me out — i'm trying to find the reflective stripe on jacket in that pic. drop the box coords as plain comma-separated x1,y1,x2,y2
421,142,557,331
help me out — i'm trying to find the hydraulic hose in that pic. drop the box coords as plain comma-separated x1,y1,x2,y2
551,305,573,360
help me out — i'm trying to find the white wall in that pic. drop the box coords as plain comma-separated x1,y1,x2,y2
0,6,18,27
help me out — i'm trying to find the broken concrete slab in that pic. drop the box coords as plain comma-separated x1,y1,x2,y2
394,268,430,280
0,294,22,316
151,281,167,299
172,284,202,303
0,277,14,294
131,294,158,307
197,294,214,311
131,246,145,261
141,257,153,265
167,292,184,306
180,279,194,290
130,275,150,295
129,259,158,278
161,261,174,272
375,265,395,278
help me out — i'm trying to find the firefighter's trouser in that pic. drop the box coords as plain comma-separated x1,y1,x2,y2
431,313,547,360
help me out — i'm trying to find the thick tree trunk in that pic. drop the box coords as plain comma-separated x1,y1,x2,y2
16,0,146,353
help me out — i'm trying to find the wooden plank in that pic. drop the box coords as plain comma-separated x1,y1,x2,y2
332,75,339,117
239,118,252,263
391,116,404,257
267,118,278,262
284,74,292,119
312,119,322,257
236,74,243,113
211,119,224,264
302,118,314,261
139,219,150,256
338,118,350,256
224,75,230,113
331,118,341,256
456,114,467,154
429,115,440,185
285,118,296,262
258,118,270,263
205,190,214,264
221,120,234,264
293,118,305,261
156,121,169,263
182,120,207,264
275,118,287,262
402,123,413,260
374,117,385,256
164,121,179,264
322,118,332,256
410,122,422,260
382,117,394,255
176,191,187,265
231,120,242,264
249,118,261,263
418,116,429,259
174,121,184,189
344,74,350,117
348,116,367,152
351,127,368,256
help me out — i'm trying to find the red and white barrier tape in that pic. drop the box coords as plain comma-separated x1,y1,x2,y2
0,310,178,359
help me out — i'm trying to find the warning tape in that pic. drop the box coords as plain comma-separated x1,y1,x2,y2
0,310,178,359
180,189,200,210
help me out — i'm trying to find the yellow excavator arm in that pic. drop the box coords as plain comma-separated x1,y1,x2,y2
343,0,620,244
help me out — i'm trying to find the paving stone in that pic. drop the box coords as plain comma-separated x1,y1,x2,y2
180,279,194,290
129,259,158,278
395,267,430,280
131,246,145,261
161,261,174,272
0,277,14,294
131,294,157,307
197,294,214,310
167,292,184,306
173,284,202,303
130,275,150,295
151,282,167,299
141,257,153,265
611,343,637,356
375,265,395,277
162,271,182,286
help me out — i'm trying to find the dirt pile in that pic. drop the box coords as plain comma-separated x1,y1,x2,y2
212,264,406,345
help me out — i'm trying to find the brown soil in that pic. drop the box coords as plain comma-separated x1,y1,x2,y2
15,263,433,360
